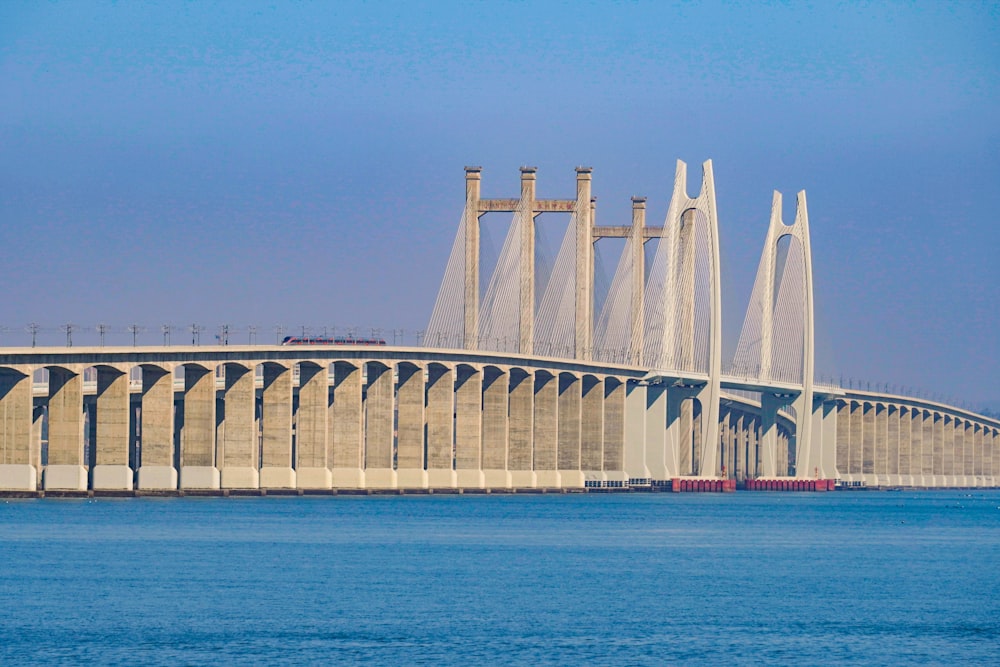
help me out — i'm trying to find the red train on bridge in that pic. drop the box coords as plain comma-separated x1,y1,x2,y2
281,336,386,346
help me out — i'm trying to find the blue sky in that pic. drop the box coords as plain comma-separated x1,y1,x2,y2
1,1,997,407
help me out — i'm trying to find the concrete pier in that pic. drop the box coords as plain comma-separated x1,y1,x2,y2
482,366,510,488
558,373,583,487
260,363,295,488
179,364,219,489
137,365,176,489
364,362,395,489
533,371,559,487
45,367,86,490
456,365,484,488
295,362,331,488
0,369,35,490
396,362,427,488
219,363,258,489
331,361,364,488
426,363,455,487
92,365,132,489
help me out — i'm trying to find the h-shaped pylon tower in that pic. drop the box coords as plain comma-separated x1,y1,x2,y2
731,190,818,478
425,166,594,357
641,160,723,480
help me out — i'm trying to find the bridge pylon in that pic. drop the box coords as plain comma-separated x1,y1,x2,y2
732,190,824,479
643,160,723,479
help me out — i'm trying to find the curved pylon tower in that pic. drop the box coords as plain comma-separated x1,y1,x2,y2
732,190,816,478
643,160,723,479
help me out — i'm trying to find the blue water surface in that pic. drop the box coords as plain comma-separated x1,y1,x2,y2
1,491,999,665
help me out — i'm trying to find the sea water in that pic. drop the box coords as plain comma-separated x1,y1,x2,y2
1,491,998,665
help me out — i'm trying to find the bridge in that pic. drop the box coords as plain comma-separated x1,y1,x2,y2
0,161,996,492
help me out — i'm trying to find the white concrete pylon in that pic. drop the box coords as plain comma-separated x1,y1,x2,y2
734,189,817,478
654,160,723,477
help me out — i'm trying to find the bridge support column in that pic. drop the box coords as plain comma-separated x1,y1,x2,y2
919,410,933,486
749,414,760,480
455,366,484,488
897,407,913,487
809,398,836,480
983,429,1000,486
44,367,87,490
758,394,783,480
942,415,955,487
363,362,395,489
972,425,984,487
734,413,747,482
557,373,583,488
482,367,510,488
92,366,133,489
987,427,995,487
623,382,649,483
219,364,258,489
875,403,890,486
396,363,428,489
963,423,973,486
602,378,626,486
426,364,456,489
861,402,877,486
834,401,848,481
964,421,975,487
984,427,992,486
533,371,559,487
508,369,535,488
260,364,294,489
581,375,604,486
137,365,177,490
985,429,991,485
644,384,668,481
0,369,36,490
955,420,979,486
955,419,969,487
331,361,364,488
720,411,733,479
179,365,219,489
847,401,863,484
913,409,927,487
931,413,944,487
296,362,331,489
672,391,698,476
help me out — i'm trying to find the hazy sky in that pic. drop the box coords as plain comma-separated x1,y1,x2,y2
1,2,997,407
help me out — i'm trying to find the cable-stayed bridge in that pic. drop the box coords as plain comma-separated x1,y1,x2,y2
0,162,997,493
